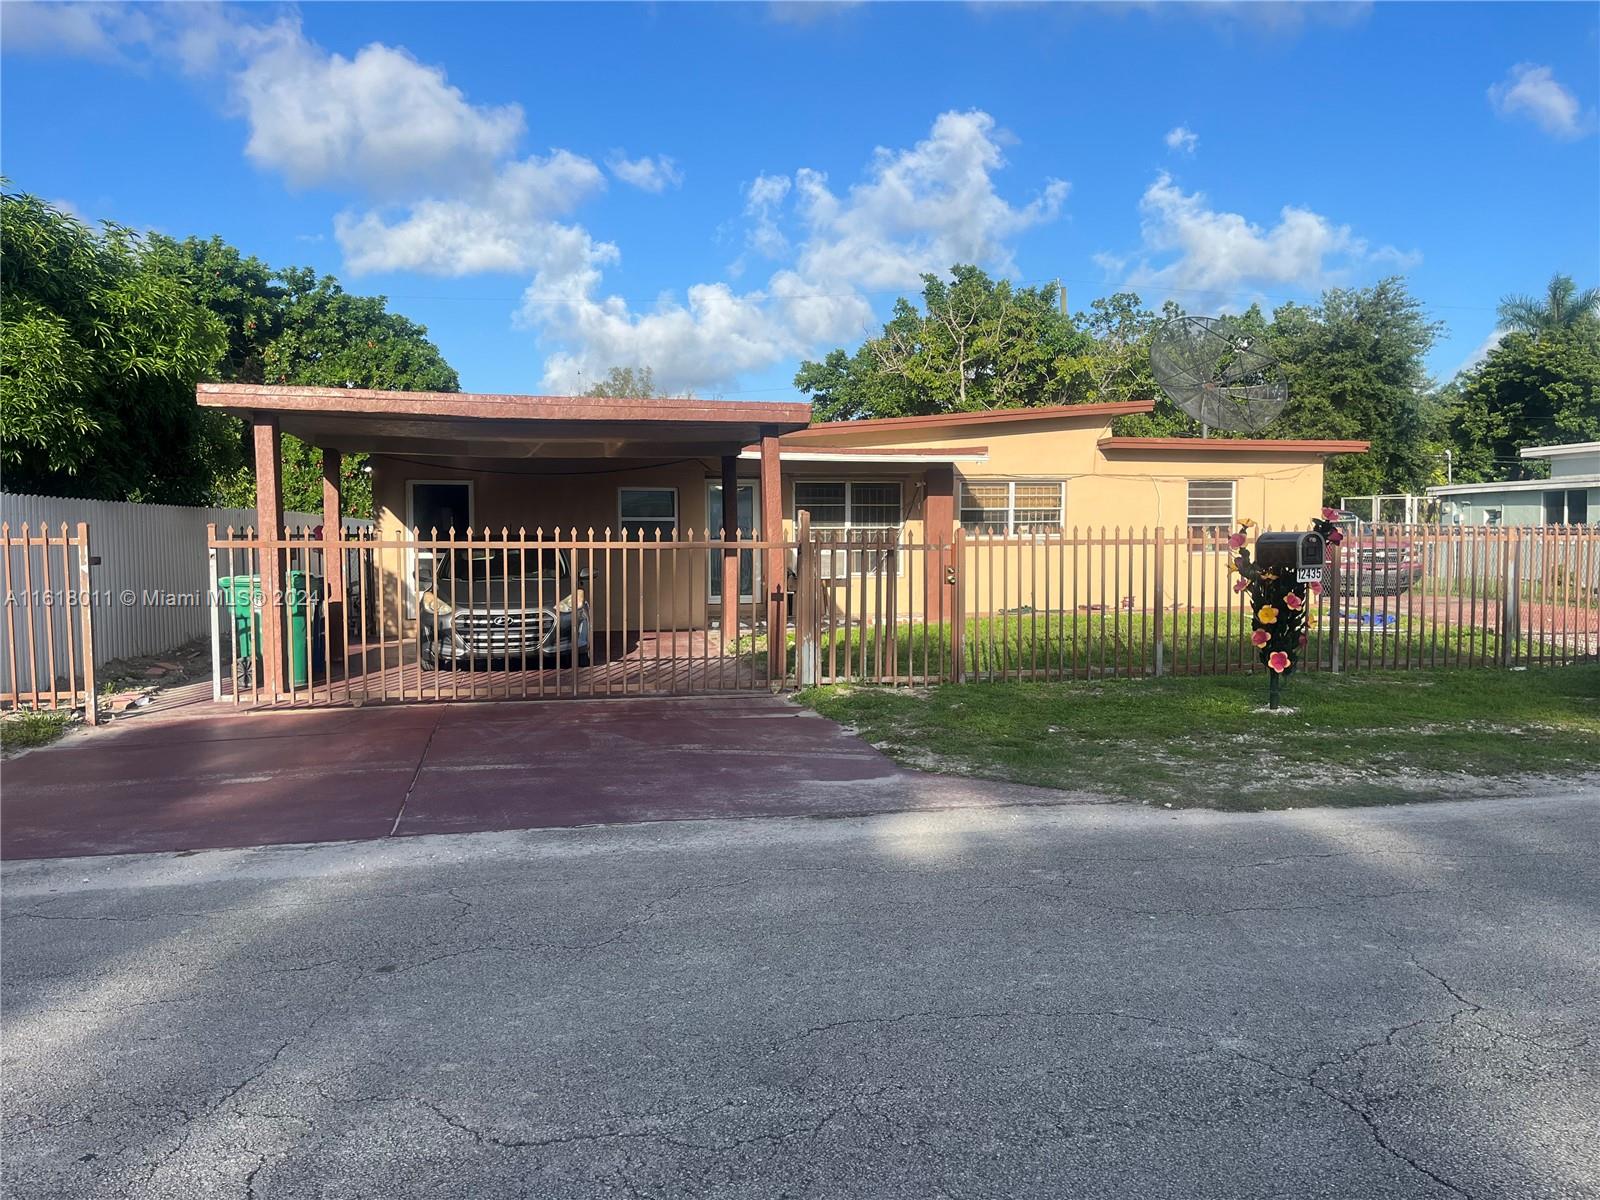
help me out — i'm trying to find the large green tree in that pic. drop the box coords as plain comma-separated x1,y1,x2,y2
146,239,460,517
1260,278,1445,498
794,266,1093,420
1,192,229,503
1446,324,1600,483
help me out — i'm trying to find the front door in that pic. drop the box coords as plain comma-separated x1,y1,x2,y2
407,481,473,615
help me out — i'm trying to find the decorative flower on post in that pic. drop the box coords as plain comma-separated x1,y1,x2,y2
1228,507,1343,686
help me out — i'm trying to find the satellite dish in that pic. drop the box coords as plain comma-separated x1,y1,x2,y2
1150,316,1287,434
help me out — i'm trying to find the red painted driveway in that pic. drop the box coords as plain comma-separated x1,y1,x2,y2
0,697,911,859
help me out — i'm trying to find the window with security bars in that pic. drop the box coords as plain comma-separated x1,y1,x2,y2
795,480,903,578
959,480,1066,535
1186,479,1236,548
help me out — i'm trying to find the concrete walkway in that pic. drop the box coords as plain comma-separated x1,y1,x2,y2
4,790,1598,1199
0,696,1085,859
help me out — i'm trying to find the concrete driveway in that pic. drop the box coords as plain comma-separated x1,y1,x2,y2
1,696,1037,860
4,790,1598,1199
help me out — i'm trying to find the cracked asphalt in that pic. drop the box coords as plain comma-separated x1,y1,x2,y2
4,788,1599,1199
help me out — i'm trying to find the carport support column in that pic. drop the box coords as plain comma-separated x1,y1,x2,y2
322,449,345,659
924,464,955,616
721,454,740,645
253,413,285,697
760,430,784,685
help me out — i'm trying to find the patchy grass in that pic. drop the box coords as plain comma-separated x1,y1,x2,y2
798,665,1600,811
751,611,1507,680
0,709,74,753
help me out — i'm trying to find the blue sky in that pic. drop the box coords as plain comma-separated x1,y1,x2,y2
4,2,1597,399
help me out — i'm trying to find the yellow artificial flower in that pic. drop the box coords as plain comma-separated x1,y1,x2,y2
1227,560,1239,574
1239,518,1257,529
1257,604,1279,624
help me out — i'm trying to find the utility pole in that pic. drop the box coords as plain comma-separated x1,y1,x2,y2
1058,283,1067,317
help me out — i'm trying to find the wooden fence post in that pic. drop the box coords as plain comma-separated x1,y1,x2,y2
794,509,818,688
950,526,966,684
76,522,97,725
1502,527,1521,667
1153,526,1166,677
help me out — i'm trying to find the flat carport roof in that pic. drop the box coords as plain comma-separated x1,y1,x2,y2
196,383,813,459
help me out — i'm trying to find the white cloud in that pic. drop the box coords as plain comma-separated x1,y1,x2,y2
1488,63,1592,140
0,1,152,59
1164,125,1198,154
1105,172,1418,308
607,153,683,193
528,109,1069,393
234,29,526,197
336,152,607,275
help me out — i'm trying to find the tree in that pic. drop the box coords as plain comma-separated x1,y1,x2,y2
794,266,1093,421
147,245,460,517
1,191,228,503
1446,325,1600,483
1262,279,1445,499
582,366,659,398
1496,273,1600,338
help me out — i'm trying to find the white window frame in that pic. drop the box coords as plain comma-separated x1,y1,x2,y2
617,486,679,540
794,479,903,579
958,479,1066,536
1186,479,1236,547
706,480,760,602
406,479,475,618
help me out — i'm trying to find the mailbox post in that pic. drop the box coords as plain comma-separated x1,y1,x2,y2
1230,523,1334,710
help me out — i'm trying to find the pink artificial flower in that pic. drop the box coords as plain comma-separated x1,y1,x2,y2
1326,529,1344,545
1308,581,1323,597
1267,651,1290,673
1322,507,1340,522
1228,532,1246,551
1251,629,1272,648
1233,578,1250,593
1285,593,1304,611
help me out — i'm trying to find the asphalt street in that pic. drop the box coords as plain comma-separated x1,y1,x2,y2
4,788,1598,1199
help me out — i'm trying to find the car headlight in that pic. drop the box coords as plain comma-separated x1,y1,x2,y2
556,595,574,613
420,592,453,617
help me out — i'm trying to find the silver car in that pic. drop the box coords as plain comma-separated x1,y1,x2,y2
419,548,591,668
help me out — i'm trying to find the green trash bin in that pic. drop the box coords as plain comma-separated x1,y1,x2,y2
219,571,324,688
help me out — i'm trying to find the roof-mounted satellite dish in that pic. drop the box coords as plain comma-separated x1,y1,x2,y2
1150,316,1287,434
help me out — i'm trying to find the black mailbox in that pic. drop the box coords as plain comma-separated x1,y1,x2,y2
1255,531,1325,572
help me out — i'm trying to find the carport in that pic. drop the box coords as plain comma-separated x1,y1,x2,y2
196,384,812,703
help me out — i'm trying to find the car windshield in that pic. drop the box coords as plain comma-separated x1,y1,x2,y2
434,549,566,582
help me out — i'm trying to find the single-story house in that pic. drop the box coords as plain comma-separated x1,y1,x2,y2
1427,442,1597,526
196,383,1366,695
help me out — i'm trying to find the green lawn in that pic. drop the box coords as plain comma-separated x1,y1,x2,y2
753,611,1508,681
797,664,1600,811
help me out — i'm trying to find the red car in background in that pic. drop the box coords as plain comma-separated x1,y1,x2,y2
1331,526,1425,597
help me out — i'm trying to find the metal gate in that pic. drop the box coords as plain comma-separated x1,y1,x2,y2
208,524,796,705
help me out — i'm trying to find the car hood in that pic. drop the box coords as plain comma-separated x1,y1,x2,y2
427,576,572,610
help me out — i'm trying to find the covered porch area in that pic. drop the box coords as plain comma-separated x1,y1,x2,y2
196,383,813,703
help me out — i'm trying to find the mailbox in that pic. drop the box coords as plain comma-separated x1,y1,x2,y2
1255,531,1325,581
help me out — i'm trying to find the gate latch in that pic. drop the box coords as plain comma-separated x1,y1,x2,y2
945,565,957,585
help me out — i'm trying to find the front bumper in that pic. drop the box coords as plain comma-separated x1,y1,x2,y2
425,609,590,662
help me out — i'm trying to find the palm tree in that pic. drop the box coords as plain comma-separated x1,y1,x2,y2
1496,273,1600,336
